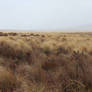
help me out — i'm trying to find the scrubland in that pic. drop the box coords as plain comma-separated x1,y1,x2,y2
0,32,92,92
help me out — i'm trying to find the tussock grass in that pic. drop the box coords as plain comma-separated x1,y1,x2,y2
0,37,32,61
0,66,17,92
0,32,92,92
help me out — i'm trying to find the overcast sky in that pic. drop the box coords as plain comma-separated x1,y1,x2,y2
0,0,92,31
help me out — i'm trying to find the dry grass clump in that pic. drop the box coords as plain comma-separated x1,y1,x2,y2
62,37,67,41
0,66,17,92
41,40,56,55
8,32,18,36
0,37,32,61
0,32,8,36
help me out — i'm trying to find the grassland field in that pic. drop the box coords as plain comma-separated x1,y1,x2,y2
0,32,91,92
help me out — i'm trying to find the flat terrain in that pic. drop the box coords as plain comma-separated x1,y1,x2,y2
0,32,92,92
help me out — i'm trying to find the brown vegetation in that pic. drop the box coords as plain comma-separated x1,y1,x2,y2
0,66,18,92
0,32,92,92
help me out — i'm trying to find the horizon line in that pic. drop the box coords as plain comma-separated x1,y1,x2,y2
0,29,92,33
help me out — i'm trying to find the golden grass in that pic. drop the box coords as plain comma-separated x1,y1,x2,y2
0,66,17,92
0,32,92,92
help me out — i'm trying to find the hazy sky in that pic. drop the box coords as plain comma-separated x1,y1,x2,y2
0,0,92,31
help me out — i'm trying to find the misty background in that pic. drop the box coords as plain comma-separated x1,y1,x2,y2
0,0,92,32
